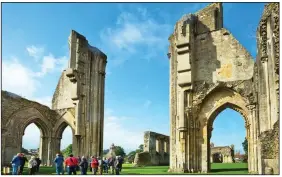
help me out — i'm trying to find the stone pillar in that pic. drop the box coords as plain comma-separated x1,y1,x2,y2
99,62,106,157
248,104,258,173
201,125,208,173
40,136,49,166
261,57,272,130
161,138,165,154
156,138,160,153
96,59,102,157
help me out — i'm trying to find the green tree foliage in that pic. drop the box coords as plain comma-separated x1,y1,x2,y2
125,144,144,163
242,138,248,154
126,151,137,163
242,138,248,162
21,147,29,154
62,144,72,157
138,144,144,151
114,146,126,157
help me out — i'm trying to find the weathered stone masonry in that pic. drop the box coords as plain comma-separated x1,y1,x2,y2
168,3,279,174
1,30,107,166
134,131,170,166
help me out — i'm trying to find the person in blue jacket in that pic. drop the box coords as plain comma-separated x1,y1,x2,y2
11,153,21,175
54,153,64,175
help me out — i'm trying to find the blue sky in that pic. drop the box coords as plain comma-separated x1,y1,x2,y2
2,2,265,154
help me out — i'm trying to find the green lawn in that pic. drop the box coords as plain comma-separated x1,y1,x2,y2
2,163,248,175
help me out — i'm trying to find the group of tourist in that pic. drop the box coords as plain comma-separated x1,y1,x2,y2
54,153,124,175
10,152,124,175
10,153,41,175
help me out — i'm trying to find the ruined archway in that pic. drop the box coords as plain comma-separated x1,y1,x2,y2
53,111,75,156
1,106,53,166
197,87,256,173
167,2,279,174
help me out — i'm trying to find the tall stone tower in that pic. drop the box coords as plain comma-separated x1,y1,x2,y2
168,3,224,173
168,2,279,174
66,30,107,157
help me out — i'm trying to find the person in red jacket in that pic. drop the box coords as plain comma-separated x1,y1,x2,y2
91,156,99,175
65,154,78,175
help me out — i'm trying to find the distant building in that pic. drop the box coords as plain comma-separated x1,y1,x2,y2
210,143,235,163
28,149,38,155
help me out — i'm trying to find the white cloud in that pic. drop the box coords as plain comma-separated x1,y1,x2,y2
35,54,68,77
2,57,40,98
103,109,143,153
100,7,172,66
26,45,44,61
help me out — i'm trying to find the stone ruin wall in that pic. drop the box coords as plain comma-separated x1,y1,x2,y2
1,90,74,166
169,2,256,173
134,131,170,166
52,71,75,110
256,3,279,175
210,144,234,163
1,30,107,167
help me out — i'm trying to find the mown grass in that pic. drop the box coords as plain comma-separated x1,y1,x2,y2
2,163,248,175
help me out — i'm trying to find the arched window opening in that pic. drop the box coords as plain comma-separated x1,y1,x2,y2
60,126,73,157
209,108,248,173
22,123,41,156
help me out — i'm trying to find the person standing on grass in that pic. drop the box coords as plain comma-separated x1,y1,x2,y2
88,156,93,172
34,157,41,172
65,154,79,175
18,153,28,175
76,156,81,171
97,157,103,175
28,156,37,175
103,157,108,173
11,153,21,175
54,153,64,175
79,156,88,175
114,156,121,175
108,157,115,174
91,156,99,175
119,156,124,172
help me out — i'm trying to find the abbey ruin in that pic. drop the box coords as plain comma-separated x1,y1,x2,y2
134,131,170,166
210,143,235,163
1,2,279,175
168,2,279,174
1,30,107,166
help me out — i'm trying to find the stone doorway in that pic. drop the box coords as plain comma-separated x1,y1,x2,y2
207,107,248,172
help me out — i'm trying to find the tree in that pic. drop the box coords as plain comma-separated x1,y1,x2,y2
138,144,144,151
242,138,248,154
114,146,126,157
21,147,29,154
242,138,248,162
62,144,72,157
126,151,137,163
